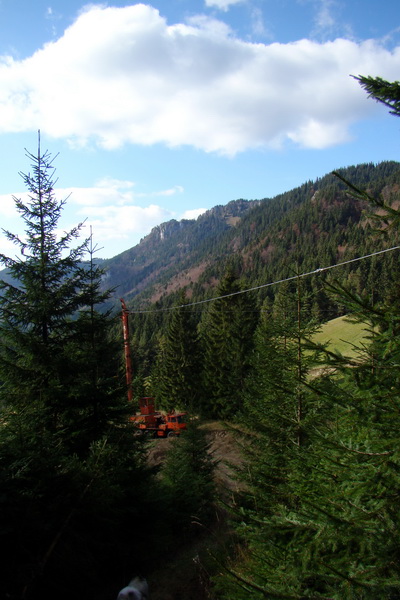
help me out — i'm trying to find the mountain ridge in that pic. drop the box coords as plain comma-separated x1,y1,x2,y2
2,161,400,313
102,160,400,309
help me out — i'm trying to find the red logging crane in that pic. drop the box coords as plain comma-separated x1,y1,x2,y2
120,298,187,438
120,298,133,403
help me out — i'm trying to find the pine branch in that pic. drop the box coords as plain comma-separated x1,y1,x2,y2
213,551,335,599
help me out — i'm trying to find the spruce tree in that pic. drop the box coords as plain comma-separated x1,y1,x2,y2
200,269,258,418
0,137,151,599
294,187,400,597
152,290,201,412
161,420,216,533
215,280,326,599
0,137,91,432
217,104,400,597
60,231,129,454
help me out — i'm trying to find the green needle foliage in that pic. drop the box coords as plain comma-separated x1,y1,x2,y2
200,268,258,418
161,420,216,533
152,290,201,412
215,281,326,599
353,75,400,118
216,76,400,598
0,137,152,599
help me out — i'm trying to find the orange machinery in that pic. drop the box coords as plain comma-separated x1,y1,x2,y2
120,299,187,438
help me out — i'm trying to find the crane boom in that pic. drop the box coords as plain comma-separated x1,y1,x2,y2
120,298,187,437
120,298,133,403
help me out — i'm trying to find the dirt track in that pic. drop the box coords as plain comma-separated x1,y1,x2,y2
146,422,244,495
145,423,245,600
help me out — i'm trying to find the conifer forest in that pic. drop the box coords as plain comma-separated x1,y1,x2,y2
2,77,400,599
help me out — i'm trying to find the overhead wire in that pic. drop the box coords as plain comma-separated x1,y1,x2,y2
127,244,400,314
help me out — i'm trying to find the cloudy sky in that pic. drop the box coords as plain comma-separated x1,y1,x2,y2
0,0,399,258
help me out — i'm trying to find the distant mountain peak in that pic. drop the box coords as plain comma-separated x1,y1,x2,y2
101,162,400,306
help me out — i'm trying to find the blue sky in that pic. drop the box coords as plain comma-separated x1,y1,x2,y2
0,0,399,258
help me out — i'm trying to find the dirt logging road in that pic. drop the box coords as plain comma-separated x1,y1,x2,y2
145,423,245,600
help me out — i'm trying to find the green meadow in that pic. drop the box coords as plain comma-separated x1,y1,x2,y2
312,315,371,360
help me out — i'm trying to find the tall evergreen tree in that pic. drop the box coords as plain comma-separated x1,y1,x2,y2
0,137,92,433
161,420,216,533
0,138,152,599
291,186,400,597
60,230,129,454
152,290,201,412
200,269,258,418
217,79,400,597
215,280,325,599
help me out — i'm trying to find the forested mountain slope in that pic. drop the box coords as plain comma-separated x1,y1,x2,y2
103,160,400,310
102,198,259,301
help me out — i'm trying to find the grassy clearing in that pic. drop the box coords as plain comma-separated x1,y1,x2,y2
312,315,371,359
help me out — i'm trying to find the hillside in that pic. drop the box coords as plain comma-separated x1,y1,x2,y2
102,161,400,310
2,161,400,314
2,157,400,600
312,315,370,359
101,198,259,302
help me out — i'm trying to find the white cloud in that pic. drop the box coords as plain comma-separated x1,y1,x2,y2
58,179,184,253
155,185,185,197
249,7,269,39
205,0,245,11
80,203,172,250
96,177,136,192
0,180,183,258
313,0,336,32
61,179,183,206
0,192,19,218
308,0,353,41
0,4,399,155
181,208,208,220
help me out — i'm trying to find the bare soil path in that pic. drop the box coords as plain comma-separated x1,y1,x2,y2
145,422,245,600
